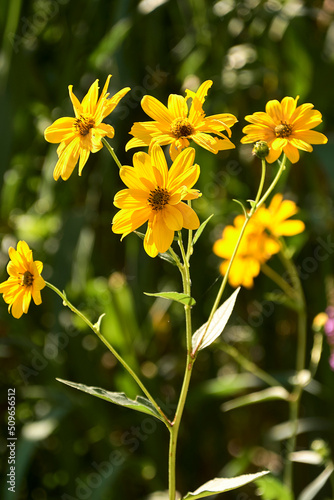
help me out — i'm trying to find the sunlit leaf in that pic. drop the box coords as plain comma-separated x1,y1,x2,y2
144,291,196,306
183,471,269,499
192,214,214,246
298,463,334,500
57,379,164,421
222,387,290,412
192,287,240,352
289,451,323,465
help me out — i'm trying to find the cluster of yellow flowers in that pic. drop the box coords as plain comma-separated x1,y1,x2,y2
0,75,328,317
213,194,305,288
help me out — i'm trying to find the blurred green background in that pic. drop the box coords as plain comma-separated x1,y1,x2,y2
1,0,334,499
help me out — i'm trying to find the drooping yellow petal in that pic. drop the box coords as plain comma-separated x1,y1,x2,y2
152,214,174,254
112,207,151,236
162,205,183,231
174,202,200,229
44,117,76,143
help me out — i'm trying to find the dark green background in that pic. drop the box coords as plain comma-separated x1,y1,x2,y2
1,0,334,499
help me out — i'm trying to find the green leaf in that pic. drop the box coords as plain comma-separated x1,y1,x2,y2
192,288,240,352
264,292,301,312
232,199,248,217
93,313,105,332
298,463,334,500
144,291,196,306
183,471,269,499
158,252,178,266
134,231,145,240
255,475,293,500
222,386,290,412
192,214,214,246
56,379,164,422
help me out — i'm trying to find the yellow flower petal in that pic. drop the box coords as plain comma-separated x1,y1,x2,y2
163,205,183,231
152,215,174,254
168,94,188,119
141,95,172,127
174,202,200,229
112,207,151,236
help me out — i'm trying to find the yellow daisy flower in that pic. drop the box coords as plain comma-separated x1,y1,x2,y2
241,96,328,163
44,75,130,181
126,80,237,161
255,193,305,237
0,241,46,319
213,216,280,288
112,144,201,257
213,194,305,288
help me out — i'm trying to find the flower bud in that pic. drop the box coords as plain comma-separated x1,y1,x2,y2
252,141,269,159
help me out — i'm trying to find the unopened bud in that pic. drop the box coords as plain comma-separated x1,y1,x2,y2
252,141,269,159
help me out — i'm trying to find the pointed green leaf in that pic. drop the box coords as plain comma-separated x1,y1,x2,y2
93,313,105,332
183,471,269,499
134,231,145,240
158,252,178,266
290,450,323,465
192,214,214,246
192,288,240,352
298,463,334,500
56,379,164,422
144,291,196,306
232,199,248,217
222,386,290,412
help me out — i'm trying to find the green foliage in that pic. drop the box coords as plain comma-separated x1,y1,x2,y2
1,0,334,498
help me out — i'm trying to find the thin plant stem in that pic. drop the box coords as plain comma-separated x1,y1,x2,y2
45,281,170,426
220,343,283,388
277,246,307,490
101,137,123,169
261,262,298,301
192,155,288,357
256,154,286,209
168,231,195,500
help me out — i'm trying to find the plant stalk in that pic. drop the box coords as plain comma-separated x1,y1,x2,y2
45,281,170,426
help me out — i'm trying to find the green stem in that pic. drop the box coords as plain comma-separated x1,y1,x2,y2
256,154,286,209
45,281,170,426
220,343,283,388
261,262,298,301
278,247,307,491
168,232,195,500
101,137,123,169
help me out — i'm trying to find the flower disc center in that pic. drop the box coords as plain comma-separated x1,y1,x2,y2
170,118,194,139
22,271,34,287
274,122,293,138
75,115,95,136
148,187,170,211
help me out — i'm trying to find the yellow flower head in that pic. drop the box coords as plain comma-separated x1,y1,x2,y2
126,80,237,161
213,194,305,288
255,193,305,237
0,241,46,319
112,144,201,257
44,75,130,181
213,216,280,288
241,96,328,163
